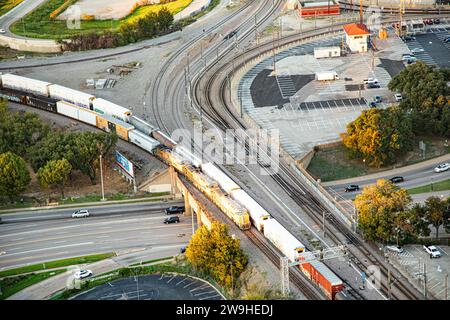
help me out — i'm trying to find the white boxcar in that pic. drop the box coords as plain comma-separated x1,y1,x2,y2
48,84,95,109
174,145,202,167
56,101,97,126
230,189,270,231
128,129,160,154
314,47,341,59
92,98,132,123
263,218,305,262
201,163,240,194
1,74,50,96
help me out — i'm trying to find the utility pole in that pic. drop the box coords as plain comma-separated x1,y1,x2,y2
445,274,448,300
359,0,363,24
99,154,106,201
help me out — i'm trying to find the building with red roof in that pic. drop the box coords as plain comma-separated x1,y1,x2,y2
343,23,370,53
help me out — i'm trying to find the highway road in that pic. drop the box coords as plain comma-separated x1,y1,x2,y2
0,201,193,270
325,158,450,200
0,0,47,38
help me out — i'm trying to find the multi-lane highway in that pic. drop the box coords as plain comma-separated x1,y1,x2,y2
0,201,192,270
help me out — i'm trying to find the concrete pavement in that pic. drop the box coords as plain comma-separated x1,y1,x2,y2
411,190,450,203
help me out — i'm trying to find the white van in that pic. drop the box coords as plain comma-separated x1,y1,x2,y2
72,209,90,218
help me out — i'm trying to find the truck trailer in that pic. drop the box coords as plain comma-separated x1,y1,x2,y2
315,71,339,81
314,47,341,59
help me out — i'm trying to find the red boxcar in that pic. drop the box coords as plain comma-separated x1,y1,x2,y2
298,0,340,17
300,260,344,299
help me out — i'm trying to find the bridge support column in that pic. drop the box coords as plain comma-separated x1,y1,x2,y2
169,167,182,199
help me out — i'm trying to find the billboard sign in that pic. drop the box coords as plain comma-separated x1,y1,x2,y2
115,151,134,178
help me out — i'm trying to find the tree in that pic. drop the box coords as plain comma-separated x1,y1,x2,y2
341,107,413,167
185,222,248,290
0,152,30,201
37,158,72,198
355,179,412,242
157,7,174,31
424,196,447,240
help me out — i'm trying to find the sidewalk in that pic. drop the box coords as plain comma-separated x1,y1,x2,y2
322,153,450,187
411,191,450,204
0,195,175,214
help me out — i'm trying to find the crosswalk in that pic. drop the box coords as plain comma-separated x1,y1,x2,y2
276,75,296,98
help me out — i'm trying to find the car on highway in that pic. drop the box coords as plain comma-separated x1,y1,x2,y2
434,163,450,173
344,185,360,192
423,245,442,258
394,93,403,102
386,245,404,254
72,209,90,218
74,269,93,279
390,176,404,183
164,216,180,224
0,29,5,34
165,206,185,215
410,48,425,54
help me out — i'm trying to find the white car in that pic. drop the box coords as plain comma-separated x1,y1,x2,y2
386,245,404,254
394,93,403,102
0,29,5,34
434,163,450,173
72,209,90,218
74,269,93,279
411,48,424,53
423,245,442,258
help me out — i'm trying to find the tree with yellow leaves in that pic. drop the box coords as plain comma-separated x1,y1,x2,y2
185,222,248,291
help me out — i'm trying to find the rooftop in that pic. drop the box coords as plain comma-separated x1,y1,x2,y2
343,23,370,36
301,0,338,7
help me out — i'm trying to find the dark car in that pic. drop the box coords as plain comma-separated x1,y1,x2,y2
165,206,185,215
345,185,360,192
367,82,380,89
433,18,440,24
180,247,186,254
369,102,377,108
374,96,382,103
390,176,404,183
164,216,180,224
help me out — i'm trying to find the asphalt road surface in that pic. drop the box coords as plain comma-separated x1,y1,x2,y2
0,201,193,270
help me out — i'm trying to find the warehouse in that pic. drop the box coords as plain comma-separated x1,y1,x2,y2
298,0,340,17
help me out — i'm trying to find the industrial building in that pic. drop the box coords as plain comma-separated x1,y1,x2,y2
298,0,340,17
343,23,370,53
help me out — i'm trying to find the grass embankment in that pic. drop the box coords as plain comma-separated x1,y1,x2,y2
408,179,450,195
0,0,24,17
0,270,66,300
10,0,192,39
0,253,115,278
308,138,449,182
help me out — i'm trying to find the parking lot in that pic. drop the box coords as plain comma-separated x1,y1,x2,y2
386,244,449,300
73,274,224,300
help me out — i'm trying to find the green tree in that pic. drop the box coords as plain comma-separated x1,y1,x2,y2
186,222,248,290
37,158,72,198
341,107,413,167
0,152,31,201
424,196,447,240
157,7,174,30
355,179,412,242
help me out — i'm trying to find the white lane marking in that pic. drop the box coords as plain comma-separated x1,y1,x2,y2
8,215,64,221
10,238,24,241
436,246,448,256
350,262,388,300
3,242,94,257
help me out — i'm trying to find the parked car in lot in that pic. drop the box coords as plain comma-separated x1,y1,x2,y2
369,101,377,108
72,209,90,218
386,245,404,254
411,48,424,54
180,247,186,254
433,18,440,24
434,163,450,173
390,176,404,183
74,269,93,279
165,206,185,215
394,93,403,102
402,35,416,41
374,95,382,103
164,216,180,224
0,29,5,34
345,185,360,192
367,82,380,89
423,245,442,258
444,37,450,44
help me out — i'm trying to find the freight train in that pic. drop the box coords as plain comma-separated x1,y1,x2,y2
0,73,344,299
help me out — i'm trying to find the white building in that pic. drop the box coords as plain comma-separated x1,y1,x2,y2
343,23,370,53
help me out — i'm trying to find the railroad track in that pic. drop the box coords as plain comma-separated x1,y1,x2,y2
191,13,448,299
339,1,450,14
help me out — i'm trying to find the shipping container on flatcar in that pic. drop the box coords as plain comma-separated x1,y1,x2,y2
92,98,132,123
128,129,160,154
95,113,134,141
1,74,50,97
0,87,28,104
201,163,241,194
300,259,344,300
48,84,95,109
0,87,57,112
56,101,97,126
209,187,251,230
130,116,158,136
263,218,305,262
230,189,271,232
152,130,177,149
